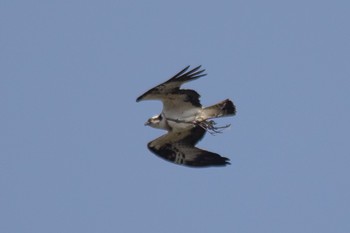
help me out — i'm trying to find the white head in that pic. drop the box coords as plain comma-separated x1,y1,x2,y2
144,114,169,130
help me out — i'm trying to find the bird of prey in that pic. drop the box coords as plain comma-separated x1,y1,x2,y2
136,65,236,167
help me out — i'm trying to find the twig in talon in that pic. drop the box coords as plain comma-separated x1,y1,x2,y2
196,120,231,135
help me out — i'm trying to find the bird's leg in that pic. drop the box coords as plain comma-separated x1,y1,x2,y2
168,118,194,125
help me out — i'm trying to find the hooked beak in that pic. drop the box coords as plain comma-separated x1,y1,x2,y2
144,120,150,126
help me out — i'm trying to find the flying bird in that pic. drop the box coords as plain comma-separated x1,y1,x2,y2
136,65,236,167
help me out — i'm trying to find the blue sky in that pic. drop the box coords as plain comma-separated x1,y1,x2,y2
1,0,349,232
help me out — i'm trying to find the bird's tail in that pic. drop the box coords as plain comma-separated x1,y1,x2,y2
200,99,236,120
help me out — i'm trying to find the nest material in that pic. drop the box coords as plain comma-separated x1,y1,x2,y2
196,120,231,135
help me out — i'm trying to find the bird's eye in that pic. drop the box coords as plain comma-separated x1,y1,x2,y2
159,115,163,120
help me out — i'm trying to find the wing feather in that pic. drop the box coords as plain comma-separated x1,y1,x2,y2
136,65,206,102
147,126,230,167
165,65,206,84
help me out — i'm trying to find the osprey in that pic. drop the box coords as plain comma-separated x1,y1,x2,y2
137,66,236,167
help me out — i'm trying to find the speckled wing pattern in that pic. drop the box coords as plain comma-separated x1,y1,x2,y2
136,66,206,110
147,126,230,167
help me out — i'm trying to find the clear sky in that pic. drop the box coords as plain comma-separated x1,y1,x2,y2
1,1,349,232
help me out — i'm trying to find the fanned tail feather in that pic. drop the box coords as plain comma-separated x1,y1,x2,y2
201,99,236,119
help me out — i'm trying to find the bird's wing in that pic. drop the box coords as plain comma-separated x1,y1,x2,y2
136,66,206,120
136,65,206,104
147,126,230,167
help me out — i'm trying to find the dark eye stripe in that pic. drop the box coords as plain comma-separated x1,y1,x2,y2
159,114,163,120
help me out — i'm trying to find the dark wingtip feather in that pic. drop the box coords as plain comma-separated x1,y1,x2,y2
170,65,191,80
166,65,207,83
210,156,231,166
185,155,231,167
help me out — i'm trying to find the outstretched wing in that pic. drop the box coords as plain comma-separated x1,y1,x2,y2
147,126,230,167
136,65,206,107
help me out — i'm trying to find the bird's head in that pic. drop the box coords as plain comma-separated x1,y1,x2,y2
145,114,163,129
